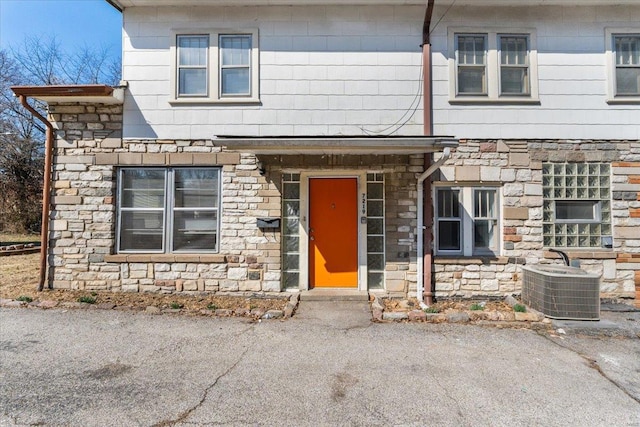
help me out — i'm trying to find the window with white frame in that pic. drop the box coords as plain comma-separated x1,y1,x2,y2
177,35,209,97
500,35,530,95
117,168,221,253
171,29,259,103
543,163,611,248
366,173,385,289
435,187,499,256
456,35,487,95
614,34,640,96
282,173,301,289
449,28,538,102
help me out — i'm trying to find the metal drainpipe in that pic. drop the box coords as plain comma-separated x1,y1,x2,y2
418,0,436,307
18,95,54,291
417,148,449,308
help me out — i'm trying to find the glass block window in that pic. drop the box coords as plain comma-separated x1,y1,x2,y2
614,34,640,96
543,163,611,248
282,173,301,289
366,173,385,289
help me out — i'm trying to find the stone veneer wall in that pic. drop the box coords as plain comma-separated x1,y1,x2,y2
433,139,640,303
48,102,282,293
47,103,423,294
265,154,424,294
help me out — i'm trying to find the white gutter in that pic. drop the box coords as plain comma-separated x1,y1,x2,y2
417,147,451,309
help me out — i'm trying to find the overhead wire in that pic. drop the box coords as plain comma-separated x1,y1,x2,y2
359,0,457,136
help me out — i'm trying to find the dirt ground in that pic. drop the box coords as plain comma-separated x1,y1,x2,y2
383,297,514,313
0,253,288,314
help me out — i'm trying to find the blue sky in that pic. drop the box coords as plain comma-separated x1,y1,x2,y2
0,0,121,57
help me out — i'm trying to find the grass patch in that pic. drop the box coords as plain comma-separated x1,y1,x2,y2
513,304,527,313
207,303,217,311
423,306,440,313
16,295,33,303
470,303,484,311
0,233,40,245
170,302,184,310
78,296,97,304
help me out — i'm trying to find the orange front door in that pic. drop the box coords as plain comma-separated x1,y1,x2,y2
309,178,358,288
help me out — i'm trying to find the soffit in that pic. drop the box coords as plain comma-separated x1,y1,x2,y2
214,136,458,155
108,0,640,9
11,85,124,105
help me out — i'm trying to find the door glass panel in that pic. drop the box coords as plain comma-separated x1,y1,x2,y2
367,200,383,216
367,182,384,199
367,218,384,235
283,254,299,270
281,174,300,289
366,173,385,290
367,236,384,253
367,272,384,289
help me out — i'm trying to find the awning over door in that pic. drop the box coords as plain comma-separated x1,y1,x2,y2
213,136,458,155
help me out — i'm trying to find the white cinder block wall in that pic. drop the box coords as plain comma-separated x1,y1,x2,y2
122,4,639,141
122,5,427,139
431,4,640,140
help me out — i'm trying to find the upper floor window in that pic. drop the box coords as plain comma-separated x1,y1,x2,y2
171,29,259,104
500,35,530,95
456,35,487,95
449,28,538,103
117,168,221,253
606,29,640,103
177,35,208,97
614,35,639,95
220,35,252,97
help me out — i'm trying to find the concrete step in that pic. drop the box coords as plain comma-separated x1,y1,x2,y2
299,289,370,302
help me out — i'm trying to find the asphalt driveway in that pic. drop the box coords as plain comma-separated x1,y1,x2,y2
1,303,639,426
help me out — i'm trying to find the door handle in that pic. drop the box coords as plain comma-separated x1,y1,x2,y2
310,236,315,241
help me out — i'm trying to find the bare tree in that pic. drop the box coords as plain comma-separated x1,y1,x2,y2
10,35,121,86
0,36,121,233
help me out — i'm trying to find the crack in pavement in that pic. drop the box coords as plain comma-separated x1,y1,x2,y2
427,370,471,426
151,326,255,427
538,331,640,405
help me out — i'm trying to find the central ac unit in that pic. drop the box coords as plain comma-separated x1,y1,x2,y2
521,265,600,320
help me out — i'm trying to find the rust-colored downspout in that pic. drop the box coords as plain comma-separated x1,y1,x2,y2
18,95,54,291
422,0,435,306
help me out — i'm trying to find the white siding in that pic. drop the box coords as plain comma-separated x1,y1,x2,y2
431,4,640,140
122,4,640,141
122,5,425,139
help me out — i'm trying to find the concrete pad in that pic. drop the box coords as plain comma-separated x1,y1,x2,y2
294,300,372,329
299,289,369,301
552,319,623,336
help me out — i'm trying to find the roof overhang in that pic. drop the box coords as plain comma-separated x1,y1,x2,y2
11,85,124,105
108,0,639,7
214,136,458,155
